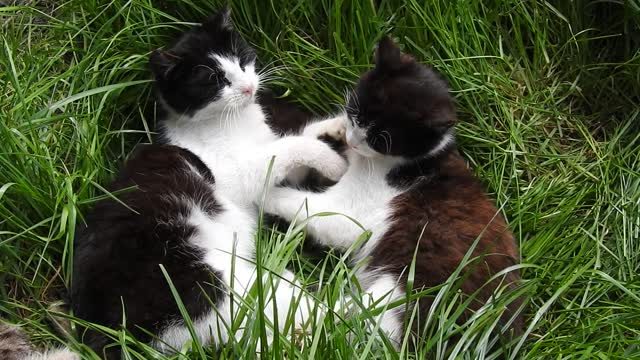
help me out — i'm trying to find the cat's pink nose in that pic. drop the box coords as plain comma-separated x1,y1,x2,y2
242,85,255,96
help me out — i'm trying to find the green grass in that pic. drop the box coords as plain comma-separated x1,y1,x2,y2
1,0,639,358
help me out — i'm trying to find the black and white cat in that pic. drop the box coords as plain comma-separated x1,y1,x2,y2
262,37,522,346
72,7,346,358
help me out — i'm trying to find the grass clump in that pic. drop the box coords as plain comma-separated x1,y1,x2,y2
1,0,639,358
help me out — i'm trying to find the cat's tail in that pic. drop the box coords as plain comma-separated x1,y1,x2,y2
0,324,78,360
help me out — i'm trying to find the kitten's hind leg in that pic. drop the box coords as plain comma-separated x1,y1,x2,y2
265,269,324,338
334,273,405,349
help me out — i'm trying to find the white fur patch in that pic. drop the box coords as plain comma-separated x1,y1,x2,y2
211,54,259,105
428,129,455,157
361,274,405,344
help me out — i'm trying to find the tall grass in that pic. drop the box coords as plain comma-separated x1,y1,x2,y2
0,0,638,358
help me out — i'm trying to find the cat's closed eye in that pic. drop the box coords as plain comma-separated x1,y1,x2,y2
192,65,231,87
192,65,216,77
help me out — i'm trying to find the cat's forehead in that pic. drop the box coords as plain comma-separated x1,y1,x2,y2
209,53,253,67
172,26,254,62
353,64,447,108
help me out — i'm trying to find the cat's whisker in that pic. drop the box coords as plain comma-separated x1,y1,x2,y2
343,104,358,113
329,101,346,109
221,102,230,130
258,64,290,73
380,130,392,153
258,71,287,79
352,91,360,109
258,67,289,76
258,59,286,71
257,74,285,84
257,67,289,78
343,88,352,104
257,73,288,82
232,102,241,129
223,98,238,130
257,75,285,84
194,64,221,82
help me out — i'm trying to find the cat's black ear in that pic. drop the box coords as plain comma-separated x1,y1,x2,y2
149,49,180,79
203,5,232,32
375,36,402,70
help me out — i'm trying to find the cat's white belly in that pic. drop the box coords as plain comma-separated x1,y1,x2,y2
155,191,256,349
319,156,407,344
159,190,316,350
188,195,256,272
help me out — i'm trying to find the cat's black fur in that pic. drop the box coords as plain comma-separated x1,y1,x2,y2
149,7,256,116
72,144,224,359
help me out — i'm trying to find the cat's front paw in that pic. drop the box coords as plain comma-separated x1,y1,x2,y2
319,115,347,143
303,115,348,152
313,144,348,182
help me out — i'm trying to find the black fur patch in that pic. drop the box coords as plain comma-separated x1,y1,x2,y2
259,89,314,135
149,7,256,116
72,144,224,359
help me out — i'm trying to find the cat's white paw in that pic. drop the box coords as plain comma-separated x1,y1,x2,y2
270,135,348,184
303,115,347,144
312,143,348,181
320,115,347,143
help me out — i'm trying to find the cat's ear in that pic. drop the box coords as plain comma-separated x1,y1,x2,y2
149,49,180,79
375,36,402,70
203,5,232,32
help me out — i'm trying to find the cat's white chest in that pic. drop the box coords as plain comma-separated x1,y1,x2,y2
329,154,403,258
164,104,276,207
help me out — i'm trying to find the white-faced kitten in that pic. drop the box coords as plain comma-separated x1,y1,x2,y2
150,9,346,206
262,37,522,347
72,7,345,358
